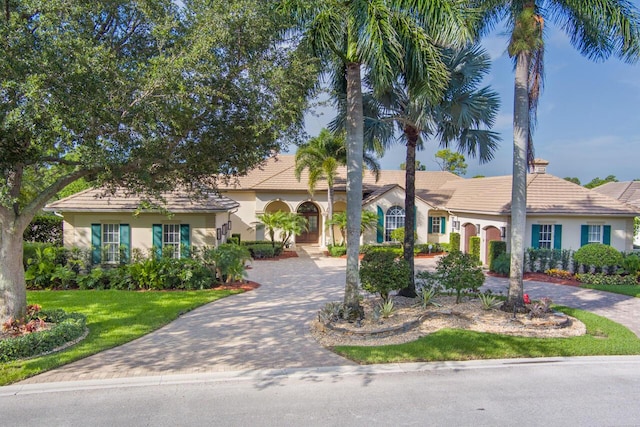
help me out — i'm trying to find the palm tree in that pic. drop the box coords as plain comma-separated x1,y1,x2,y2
283,0,471,314
295,128,381,246
332,44,501,297
475,0,640,310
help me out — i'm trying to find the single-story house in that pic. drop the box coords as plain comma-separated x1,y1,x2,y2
45,156,640,265
44,188,239,264
591,181,640,247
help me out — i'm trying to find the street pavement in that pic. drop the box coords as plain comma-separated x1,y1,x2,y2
13,247,640,385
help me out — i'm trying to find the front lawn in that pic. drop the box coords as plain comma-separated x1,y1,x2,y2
333,307,640,364
0,289,240,385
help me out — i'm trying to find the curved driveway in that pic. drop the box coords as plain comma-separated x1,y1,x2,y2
19,248,640,384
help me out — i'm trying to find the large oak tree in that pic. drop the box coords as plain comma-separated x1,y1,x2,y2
0,0,318,321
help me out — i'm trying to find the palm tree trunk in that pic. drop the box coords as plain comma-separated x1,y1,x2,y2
398,126,418,297
504,50,530,312
344,61,364,318
327,185,335,246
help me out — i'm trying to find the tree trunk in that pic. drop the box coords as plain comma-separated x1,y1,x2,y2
0,217,28,322
504,50,530,312
398,126,418,298
343,61,364,318
327,185,335,246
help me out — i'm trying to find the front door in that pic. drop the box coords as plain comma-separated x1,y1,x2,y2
297,202,320,243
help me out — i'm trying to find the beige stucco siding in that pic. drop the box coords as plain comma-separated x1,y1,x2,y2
60,212,224,253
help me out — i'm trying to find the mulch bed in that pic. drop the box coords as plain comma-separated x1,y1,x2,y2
212,280,261,291
487,271,582,287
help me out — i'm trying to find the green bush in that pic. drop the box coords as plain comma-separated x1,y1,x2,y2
434,251,485,303
206,243,251,283
0,309,86,363
490,252,511,275
247,244,276,259
241,240,283,256
449,232,461,252
575,272,639,286
359,250,411,302
469,236,481,263
488,240,507,271
525,248,564,273
573,243,623,273
327,245,347,257
622,253,640,275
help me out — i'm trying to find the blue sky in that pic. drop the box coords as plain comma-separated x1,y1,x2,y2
297,27,640,184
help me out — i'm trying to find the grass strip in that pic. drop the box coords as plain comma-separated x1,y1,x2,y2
0,289,240,385
333,307,640,364
580,284,640,298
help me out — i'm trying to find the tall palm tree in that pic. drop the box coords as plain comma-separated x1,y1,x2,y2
475,0,640,310
282,0,471,314
333,44,501,297
295,128,380,246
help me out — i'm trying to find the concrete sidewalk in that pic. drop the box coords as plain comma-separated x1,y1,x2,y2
16,249,640,384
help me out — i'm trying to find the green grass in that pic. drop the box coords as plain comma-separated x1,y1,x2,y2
334,307,640,364
580,284,640,298
0,289,240,385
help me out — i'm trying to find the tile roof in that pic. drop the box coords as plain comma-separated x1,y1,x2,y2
435,173,640,216
219,154,463,193
592,181,640,208
45,187,239,213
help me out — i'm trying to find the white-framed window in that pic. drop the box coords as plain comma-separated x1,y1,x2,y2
588,225,602,243
102,224,120,264
431,217,441,234
539,224,553,249
385,206,405,242
164,224,181,258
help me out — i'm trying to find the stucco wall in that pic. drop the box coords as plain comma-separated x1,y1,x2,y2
61,212,224,254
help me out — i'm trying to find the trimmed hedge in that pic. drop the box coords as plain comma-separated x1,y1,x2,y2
0,309,87,363
574,243,623,273
328,245,347,257
576,273,639,286
469,236,481,262
449,232,461,252
488,240,506,271
246,244,275,259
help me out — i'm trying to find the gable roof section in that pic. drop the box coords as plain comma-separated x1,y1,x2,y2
45,187,239,214
592,181,640,208
218,155,463,193
438,173,639,216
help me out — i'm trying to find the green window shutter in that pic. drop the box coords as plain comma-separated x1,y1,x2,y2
152,224,162,257
553,225,562,250
120,224,131,263
91,224,102,265
440,217,446,234
603,225,611,245
531,224,540,248
428,217,433,233
580,225,588,246
180,224,191,257
376,206,384,243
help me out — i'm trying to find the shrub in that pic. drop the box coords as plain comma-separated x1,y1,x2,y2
488,240,507,271
490,252,511,275
328,245,347,257
434,251,485,303
0,309,86,363
449,232,461,252
622,253,640,275
246,244,276,259
573,243,623,273
575,273,639,286
206,244,251,283
24,244,68,289
469,236,481,263
545,269,573,280
359,250,411,302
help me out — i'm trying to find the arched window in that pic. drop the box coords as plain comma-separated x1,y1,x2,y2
385,206,405,241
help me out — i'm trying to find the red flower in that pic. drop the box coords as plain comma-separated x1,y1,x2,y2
523,294,531,304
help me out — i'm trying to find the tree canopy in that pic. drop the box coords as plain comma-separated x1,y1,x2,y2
1,0,319,320
435,149,468,176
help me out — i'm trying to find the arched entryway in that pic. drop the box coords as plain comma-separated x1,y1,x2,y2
463,223,477,253
484,226,502,264
297,202,320,244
